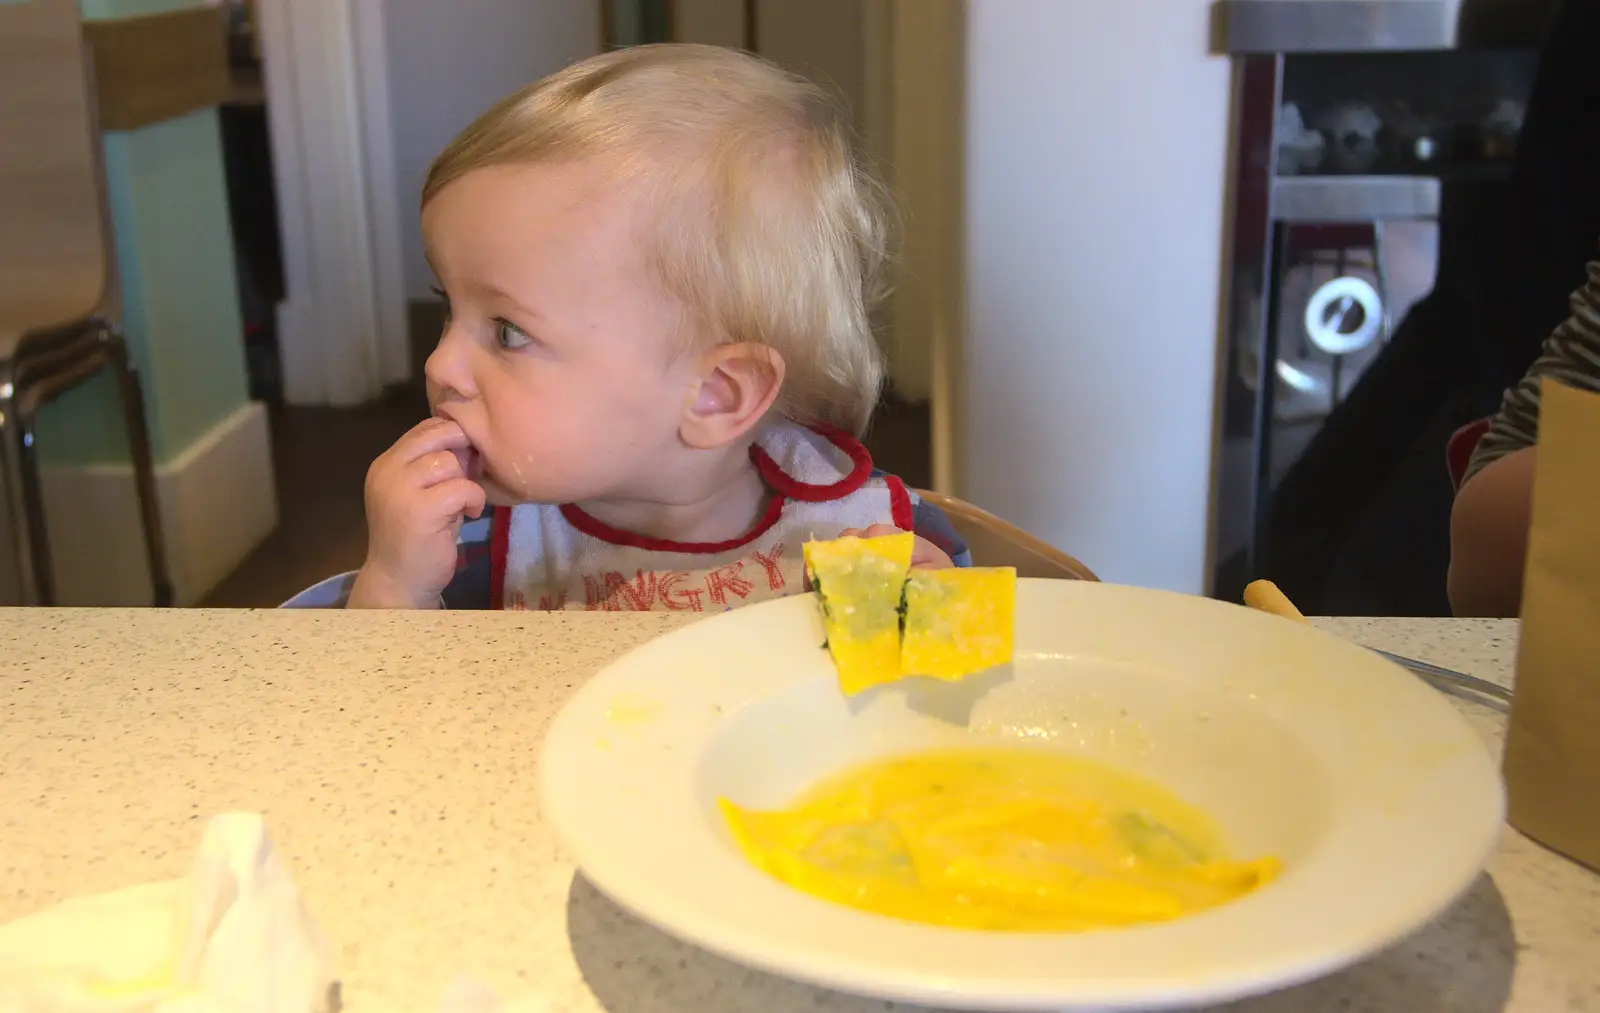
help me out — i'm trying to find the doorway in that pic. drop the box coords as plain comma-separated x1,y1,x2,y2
216,0,285,403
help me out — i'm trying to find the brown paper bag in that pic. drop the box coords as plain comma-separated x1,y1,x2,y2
1503,379,1600,872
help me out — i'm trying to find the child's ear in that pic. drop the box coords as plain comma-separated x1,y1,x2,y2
681,343,785,450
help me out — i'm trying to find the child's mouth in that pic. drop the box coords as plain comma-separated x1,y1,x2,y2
450,445,483,482
432,409,484,482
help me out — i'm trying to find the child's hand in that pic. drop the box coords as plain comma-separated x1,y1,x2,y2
349,418,487,609
839,524,954,570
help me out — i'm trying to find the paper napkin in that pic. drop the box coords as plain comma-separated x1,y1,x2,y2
0,812,337,1013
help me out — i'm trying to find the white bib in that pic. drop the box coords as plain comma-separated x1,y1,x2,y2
493,424,911,613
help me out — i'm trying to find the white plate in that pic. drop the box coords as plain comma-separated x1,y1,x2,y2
539,580,1503,1011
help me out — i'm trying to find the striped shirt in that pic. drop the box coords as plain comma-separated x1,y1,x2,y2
1465,257,1600,483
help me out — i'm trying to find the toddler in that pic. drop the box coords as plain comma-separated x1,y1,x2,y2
332,44,966,612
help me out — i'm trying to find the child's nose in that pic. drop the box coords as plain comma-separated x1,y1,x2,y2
424,323,476,398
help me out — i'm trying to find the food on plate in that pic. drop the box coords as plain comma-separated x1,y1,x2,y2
764,539,1273,932
900,567,1016,681
804,532,1016,694
803,532,916,695
720,747,1280,931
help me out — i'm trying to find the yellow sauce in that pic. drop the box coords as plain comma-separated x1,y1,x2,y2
720,748,1280,931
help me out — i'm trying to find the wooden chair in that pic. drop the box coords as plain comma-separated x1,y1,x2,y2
0,0,171,605
915,489,1098,581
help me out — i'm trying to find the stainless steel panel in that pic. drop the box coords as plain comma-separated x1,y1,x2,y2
1271,175,1441,222
1214,1,1454,53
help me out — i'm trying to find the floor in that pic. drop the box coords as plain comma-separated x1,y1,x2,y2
203,315,931,607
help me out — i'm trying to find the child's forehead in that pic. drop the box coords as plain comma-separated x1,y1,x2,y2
423,159,651,261
428,159,614,219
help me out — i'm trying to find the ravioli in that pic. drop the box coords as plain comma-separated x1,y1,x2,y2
805,533,1017,694
804,533,915,696
721,748,1281,932
900,567,1016,680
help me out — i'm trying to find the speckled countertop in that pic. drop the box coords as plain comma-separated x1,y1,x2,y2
1,611,1596,1012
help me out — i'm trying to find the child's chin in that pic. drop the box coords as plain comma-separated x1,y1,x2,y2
479,469,571,507
480,477,544,508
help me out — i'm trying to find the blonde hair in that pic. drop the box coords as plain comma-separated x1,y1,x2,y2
423,44,892,436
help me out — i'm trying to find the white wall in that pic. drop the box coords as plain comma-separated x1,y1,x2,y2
380,0,600,301
960,0,1232,593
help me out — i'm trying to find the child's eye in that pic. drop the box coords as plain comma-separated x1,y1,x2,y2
495,319,533,350
431,285,452,321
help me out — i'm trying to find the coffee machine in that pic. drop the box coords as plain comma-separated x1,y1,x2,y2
1210,0,1542,601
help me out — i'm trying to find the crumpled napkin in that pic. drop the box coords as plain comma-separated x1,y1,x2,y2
0,813,337,1013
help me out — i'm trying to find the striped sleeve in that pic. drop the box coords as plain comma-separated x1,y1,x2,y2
1465,257,1600,484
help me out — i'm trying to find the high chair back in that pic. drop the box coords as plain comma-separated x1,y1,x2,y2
915,489,1098,581
0,0,113,333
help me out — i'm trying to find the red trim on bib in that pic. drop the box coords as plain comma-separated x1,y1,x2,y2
751,423,872,502
885,474,914,531
489,506,510,610
559,494,787,554
556,425,875,553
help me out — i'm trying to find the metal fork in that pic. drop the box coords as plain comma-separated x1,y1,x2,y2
1369,648,1514,704
1243,581,1514,704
